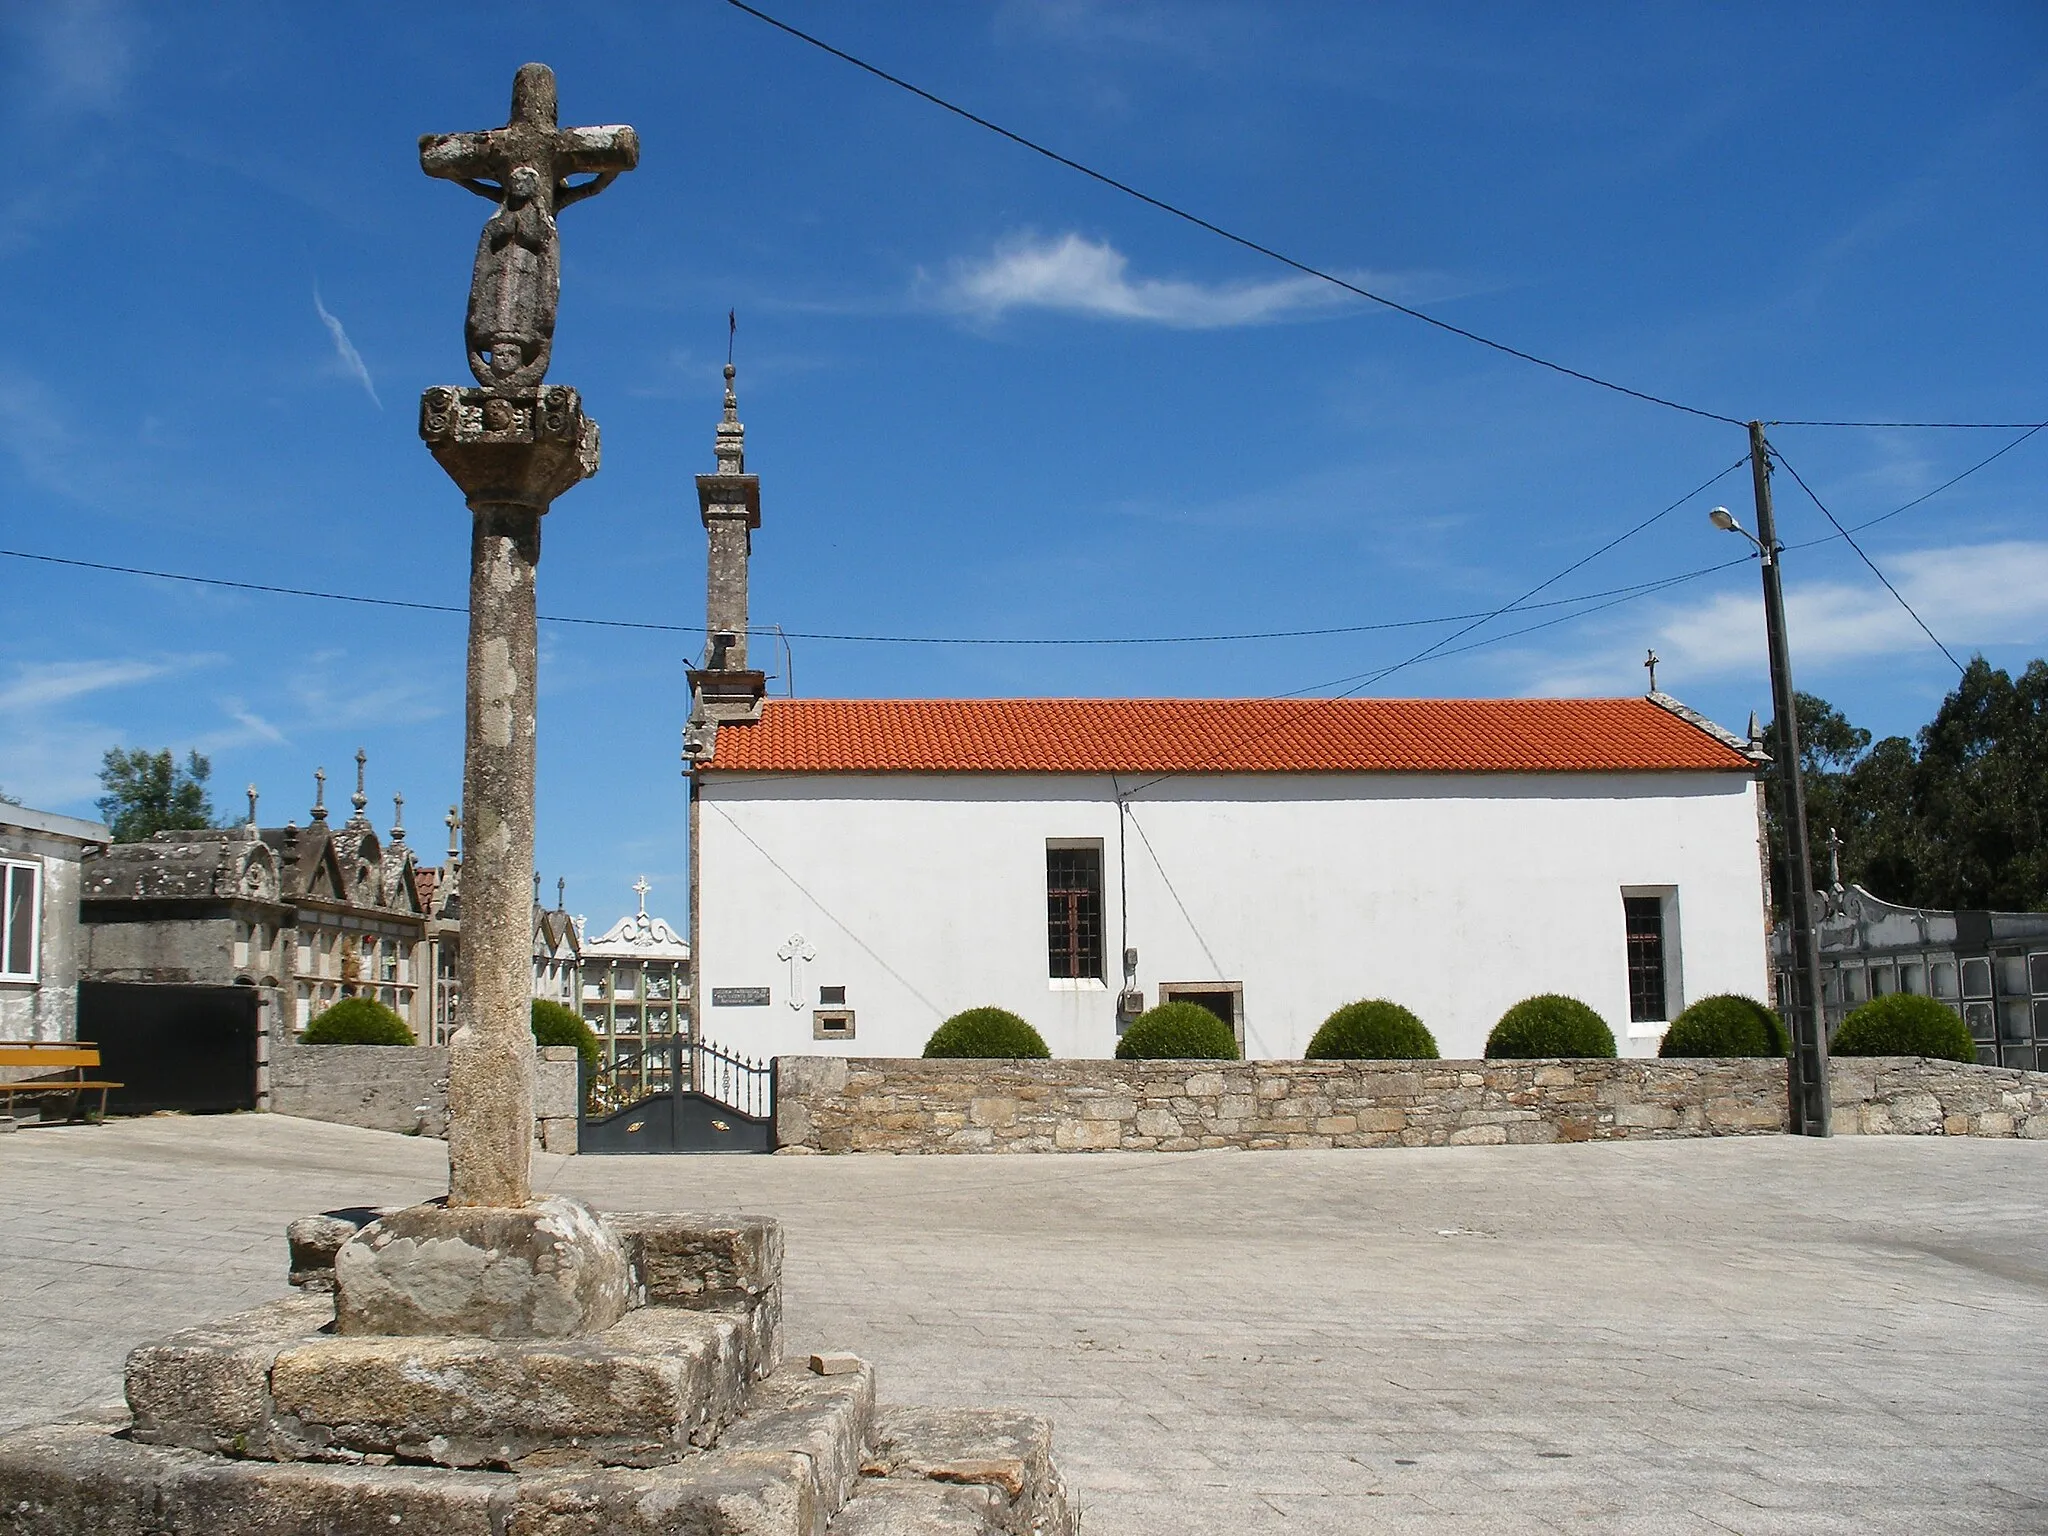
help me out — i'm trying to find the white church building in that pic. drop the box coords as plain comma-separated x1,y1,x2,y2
680,367,1771,1062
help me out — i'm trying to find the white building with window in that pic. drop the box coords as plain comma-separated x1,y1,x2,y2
0,805,109,1042
674,364,1773,1063
689,695,1772,1062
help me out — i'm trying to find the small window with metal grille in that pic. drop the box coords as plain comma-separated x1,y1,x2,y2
1046,843,1105,981
1623,894,1668,1023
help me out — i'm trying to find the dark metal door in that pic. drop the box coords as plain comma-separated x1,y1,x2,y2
579,1035,774,1154
76,982,260,1114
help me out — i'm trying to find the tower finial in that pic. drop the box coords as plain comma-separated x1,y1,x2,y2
714,362,744,475
391,792,406,845
351,748,368,818
557,875,566,911
311,767,328,823
246,783,259,829
445,804,461,862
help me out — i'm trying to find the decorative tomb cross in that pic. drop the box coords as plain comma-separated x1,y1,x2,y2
777,933,816,1010
419,63,639,393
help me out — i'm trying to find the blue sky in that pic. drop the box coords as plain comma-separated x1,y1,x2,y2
1,1,2042,927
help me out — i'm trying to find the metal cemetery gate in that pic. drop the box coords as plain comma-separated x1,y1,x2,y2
579,1036,775,1154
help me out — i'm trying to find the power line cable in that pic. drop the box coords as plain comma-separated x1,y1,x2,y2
1295,455,1750,699
1770,445,1966,674
1770,418,2045,429
1120,455,1748,793
1832,420,2043,536
725,0,1745,428
0,542,1759,649
727,2,2040,434
2,411,2028,657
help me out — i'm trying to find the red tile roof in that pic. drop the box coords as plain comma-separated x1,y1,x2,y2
700,698,1755,775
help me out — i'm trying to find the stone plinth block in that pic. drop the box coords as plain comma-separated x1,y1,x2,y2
602,1211,783,1310
269,1307,752,1469
420,384,599,511
0,1415,508,1536
126,1294,336,1458
335,1197,629,1339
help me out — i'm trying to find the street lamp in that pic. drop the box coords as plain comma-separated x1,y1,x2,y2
1715,425,1831,1136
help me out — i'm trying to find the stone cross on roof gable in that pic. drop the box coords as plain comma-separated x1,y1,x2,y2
311,767,327,823
632,875,649,915
419,63,639,394
351,748,369,820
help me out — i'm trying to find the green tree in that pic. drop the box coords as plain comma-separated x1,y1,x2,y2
1765,659,2048,913
97,747,217,842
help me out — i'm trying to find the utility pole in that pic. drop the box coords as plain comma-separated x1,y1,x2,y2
1749,420,1832,1136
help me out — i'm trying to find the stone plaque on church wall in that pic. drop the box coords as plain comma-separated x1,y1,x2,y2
712,986,771,1007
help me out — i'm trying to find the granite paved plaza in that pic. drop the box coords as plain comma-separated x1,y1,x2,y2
1,1116,2042,1535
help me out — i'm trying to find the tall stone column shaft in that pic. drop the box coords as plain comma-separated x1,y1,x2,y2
421,382,598,1210
447,502,541,1207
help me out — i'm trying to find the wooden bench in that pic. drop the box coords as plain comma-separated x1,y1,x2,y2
0,1045,122,1123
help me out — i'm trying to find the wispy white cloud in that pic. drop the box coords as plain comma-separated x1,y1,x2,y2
314,288,381,409
1517,540,2048,697
0,652,222,809
0,365,82,496
938,232,1361,328
199,701,290,752
5,0,135,116
0,656,195,712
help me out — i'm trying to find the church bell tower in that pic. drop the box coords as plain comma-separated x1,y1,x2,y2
685,362,765,754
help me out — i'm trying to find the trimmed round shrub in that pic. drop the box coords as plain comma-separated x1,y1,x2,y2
302,996,413,1045
532,998,602,1071
1115,1000,1240,1061
1305,999,1438,1060
1831,994,1975,1064
923,1007,1051,1059
1484,994,1617,1059
1659,994,1789,1058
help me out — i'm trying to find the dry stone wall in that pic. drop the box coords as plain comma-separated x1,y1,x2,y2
774,1055,2048,1154
269,1042,580,1151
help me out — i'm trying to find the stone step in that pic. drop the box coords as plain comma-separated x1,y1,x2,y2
125,1290,775,1471
829,1479,1012,1535
835,1404,1079,1536
715,1357,876,1531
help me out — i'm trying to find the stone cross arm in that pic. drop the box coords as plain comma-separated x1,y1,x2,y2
420,123,640,201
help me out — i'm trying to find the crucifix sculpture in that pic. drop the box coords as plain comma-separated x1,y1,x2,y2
420,64,639,394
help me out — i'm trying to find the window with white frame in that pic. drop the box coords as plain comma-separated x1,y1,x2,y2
1621,888,1680,1025
2,860,41,982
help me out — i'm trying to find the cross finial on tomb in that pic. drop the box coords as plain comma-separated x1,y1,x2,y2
633,875,650,915
1644,649,1660,694
556,876,565,911
311,767,328,823
391,792,406,845
445,804,461,860
352,748,369,818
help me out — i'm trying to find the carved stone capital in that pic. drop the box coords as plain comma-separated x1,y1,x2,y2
421,385,601,511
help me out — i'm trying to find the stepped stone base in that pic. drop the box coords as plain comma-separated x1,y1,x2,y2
0,1208,1078,1535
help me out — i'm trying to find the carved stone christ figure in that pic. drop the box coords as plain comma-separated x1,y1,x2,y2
419,63,639,393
